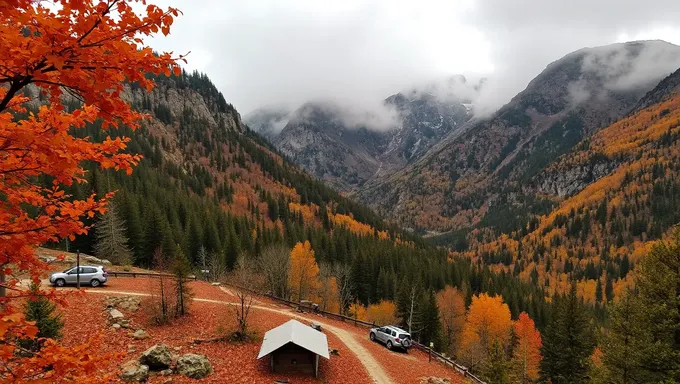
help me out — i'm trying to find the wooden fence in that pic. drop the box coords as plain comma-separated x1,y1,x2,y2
225,282,487,384
107,271,197,280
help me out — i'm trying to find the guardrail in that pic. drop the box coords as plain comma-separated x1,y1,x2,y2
107,271,198,280
225,282,486,384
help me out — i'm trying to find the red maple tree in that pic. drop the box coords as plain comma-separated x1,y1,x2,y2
0,0,181,381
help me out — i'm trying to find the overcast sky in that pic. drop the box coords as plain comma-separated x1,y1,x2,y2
148,0,680,115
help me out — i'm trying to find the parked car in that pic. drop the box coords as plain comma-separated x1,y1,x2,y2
369,325,412,351
50,265,108,287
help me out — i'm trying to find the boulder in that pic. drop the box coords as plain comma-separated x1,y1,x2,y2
84,255,103,264
100,259,112,265
105,296,141,313
132,329,150,340
140,344,172,370
176,353,212,379
109,309,125,321
119,360,149,382
419,378,451,384
111,323,121,330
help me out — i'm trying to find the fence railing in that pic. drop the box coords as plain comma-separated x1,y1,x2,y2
225,282,486,384
107,271,197,280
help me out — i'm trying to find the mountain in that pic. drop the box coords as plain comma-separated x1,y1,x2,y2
246,76,480,192
243,106,292,141
460,62,680,302
357,40,680,233
55,69,550,330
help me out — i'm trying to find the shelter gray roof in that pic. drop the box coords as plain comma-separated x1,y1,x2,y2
257,319,330,359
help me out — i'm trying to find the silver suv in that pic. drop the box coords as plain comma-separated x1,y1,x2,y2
50,265,108,287
369,325,412,351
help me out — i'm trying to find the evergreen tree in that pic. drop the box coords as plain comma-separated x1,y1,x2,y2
540,284,595,384
419,289,441,347
94,202,131,265
601,230,680,382
20,284,64,351
483,340,511,384
171,244,193,317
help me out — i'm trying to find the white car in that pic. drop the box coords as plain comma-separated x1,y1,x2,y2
49,265,108,287
369,325,412,351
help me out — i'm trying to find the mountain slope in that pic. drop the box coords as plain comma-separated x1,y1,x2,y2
460,71,680,301
52,69,552,329
357,40,680,232
246,76,479,192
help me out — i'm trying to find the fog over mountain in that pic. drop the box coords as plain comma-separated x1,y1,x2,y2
149,0,680,116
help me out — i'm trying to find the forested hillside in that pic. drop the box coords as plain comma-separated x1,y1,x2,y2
40,70,550,331
458,68,680,302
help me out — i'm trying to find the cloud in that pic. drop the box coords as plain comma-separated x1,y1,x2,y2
289,99,401,132
147,0,680,118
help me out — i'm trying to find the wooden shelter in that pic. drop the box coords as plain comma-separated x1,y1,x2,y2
257,319,330,377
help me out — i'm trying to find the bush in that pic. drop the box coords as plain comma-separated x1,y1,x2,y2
19,284,64,352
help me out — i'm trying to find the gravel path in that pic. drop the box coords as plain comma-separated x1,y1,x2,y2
86,288,393,384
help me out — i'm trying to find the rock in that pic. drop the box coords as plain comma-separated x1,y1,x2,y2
105,296,142,313
419,378,450,384
160,369,173,376
119,360,149,382
84,255,103,264
140,344,172,370
100,259,112,265
173,346,182,352
176,353,212,379
111,323,121,330
132,329,149,340
109,309,125,321
210,282,221,286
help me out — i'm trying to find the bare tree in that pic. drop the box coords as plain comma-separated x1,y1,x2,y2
149,248,174,324
318,262,335,311
334,263,354,315
258,245,289,298
207,251,227,283
228,253,261,341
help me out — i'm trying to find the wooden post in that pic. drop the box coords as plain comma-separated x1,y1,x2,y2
76,249,81,289
314,354,319,378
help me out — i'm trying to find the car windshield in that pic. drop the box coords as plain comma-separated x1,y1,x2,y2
63,268,72,273
399,334,410,339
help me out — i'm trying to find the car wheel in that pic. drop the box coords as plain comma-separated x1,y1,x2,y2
90,279,100,287
386,341,393,350
369,332,376,341
55,279,65,287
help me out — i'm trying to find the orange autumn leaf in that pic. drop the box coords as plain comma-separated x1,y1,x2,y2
0,0,180,382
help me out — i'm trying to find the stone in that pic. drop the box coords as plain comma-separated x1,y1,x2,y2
173,346,182,352
111,323,121,330
140,344,172,370
419,378,451,384
100,259,112,265
176,354,212,379
105,296,142,313
160,369,173,376
119,360,149,382
210,282,221,286
132,329,149,340
84,255,103,264
109,309,124,321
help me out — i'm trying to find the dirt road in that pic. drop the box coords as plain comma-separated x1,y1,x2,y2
86,288,394,384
